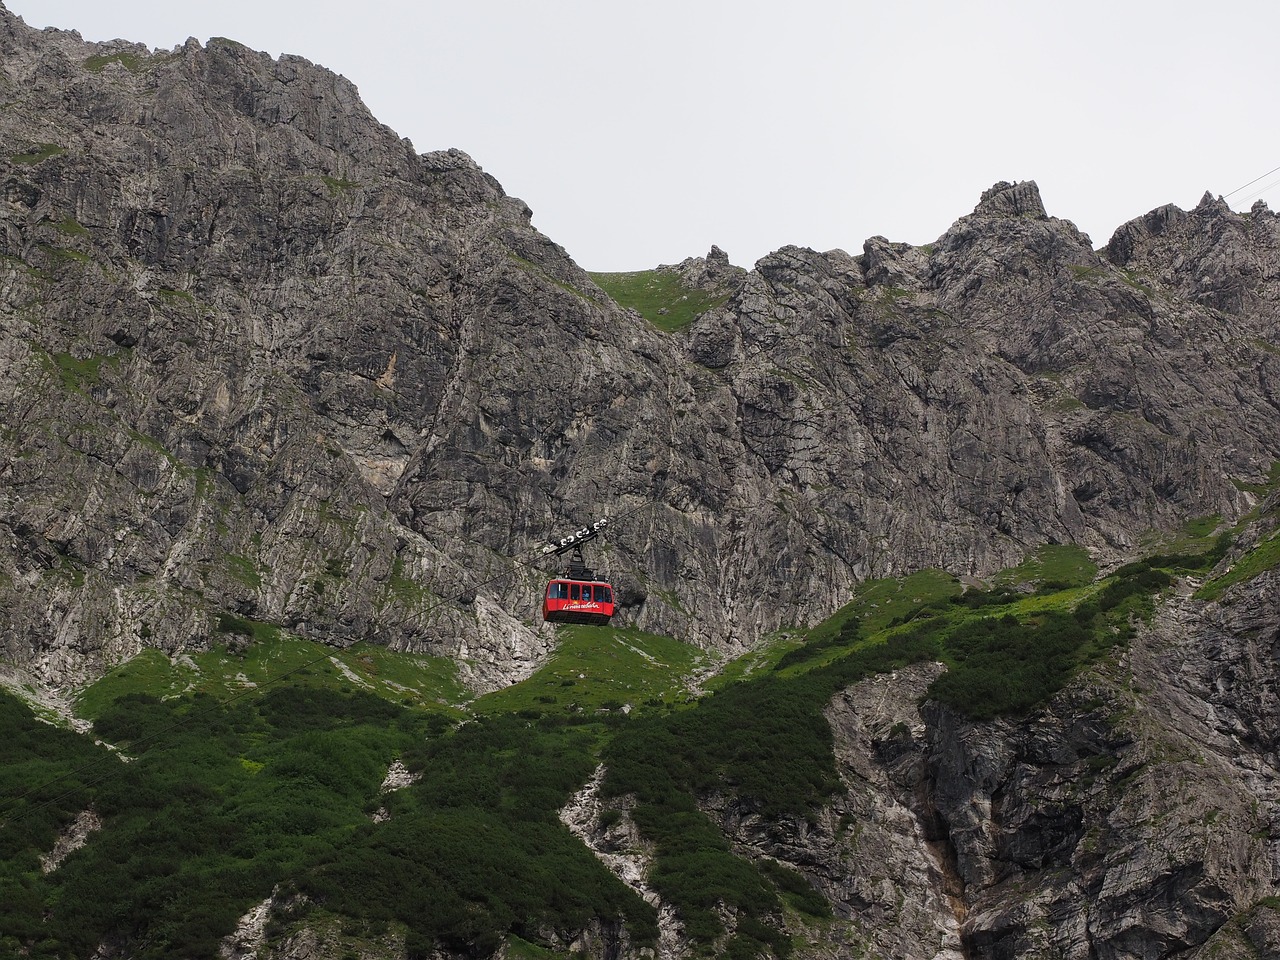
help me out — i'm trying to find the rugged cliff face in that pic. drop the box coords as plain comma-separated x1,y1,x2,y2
0,6,664,688
3,6,1279,690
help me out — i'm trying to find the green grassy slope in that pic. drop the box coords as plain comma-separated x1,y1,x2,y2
3,521,1276,959
590,270,729,333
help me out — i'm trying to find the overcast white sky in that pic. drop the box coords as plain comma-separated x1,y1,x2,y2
11,0,1280,271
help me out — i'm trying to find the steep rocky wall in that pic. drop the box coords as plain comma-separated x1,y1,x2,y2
0,7,645,687
3,3,1280,690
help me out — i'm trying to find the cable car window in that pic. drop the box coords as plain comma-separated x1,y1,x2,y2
547,582,568,600
599,586,613,603
570,584,580,601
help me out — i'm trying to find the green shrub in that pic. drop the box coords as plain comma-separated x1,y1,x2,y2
758,858,831,919
775,617,861,670
950,585,1022,609
0,684,432,959
1096,569,1171,612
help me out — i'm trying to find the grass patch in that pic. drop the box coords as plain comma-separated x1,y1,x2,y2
590,270,729,333
506,935,570,959
383,555,434,607
705,634,800,690
84,52,144,72
73,648,179,716
1178,514,1228,543
215,612,281,643
1118,268,1156,297
1196,529,1280,601
759,858,832,920
993,543,1097,590
1051,394,1087,413
128,428,183,470
877,285,913,303
224,554,264,589
54,218,90,237
46,351,119,392
11,143,64,165
75,636,469,721
1230,460,1280,498
474,626,706,719
39,244,91,265
321,175,360,194
817,568,961,639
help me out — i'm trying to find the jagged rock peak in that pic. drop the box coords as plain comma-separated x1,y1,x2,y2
660,244,746,292
1102,203,1186,264
860,235,928,290
1104,188,1280,316
1196,189,1231,214
973,179,1047,219
1107,189,1277,264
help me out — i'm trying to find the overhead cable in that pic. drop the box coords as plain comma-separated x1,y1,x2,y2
1223,163,1280,199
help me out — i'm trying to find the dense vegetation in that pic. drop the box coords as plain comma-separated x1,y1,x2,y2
601,620,934,953
0,692,105,951
2,686,425,959
301,714,655,957
0,534,1246,959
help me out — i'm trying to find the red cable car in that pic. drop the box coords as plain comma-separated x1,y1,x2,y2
541,519,615,626
543,577,615,625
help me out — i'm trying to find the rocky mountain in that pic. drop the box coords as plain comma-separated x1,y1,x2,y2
4,4,1280,692
4,5,1280,960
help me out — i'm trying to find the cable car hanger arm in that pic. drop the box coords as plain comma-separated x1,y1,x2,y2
542,517,608,556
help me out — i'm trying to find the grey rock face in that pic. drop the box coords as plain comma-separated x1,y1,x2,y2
2,4,1280,696
0,6,659,686
1105,191,1280,321
845,566,1278,960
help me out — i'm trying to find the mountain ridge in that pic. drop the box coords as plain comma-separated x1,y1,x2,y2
4,0,1280,693
4,0,1280,688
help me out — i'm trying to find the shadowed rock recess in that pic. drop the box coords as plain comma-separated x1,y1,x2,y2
4,5,1280,959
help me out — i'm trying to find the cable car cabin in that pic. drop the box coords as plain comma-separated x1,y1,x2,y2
543,579,615,626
